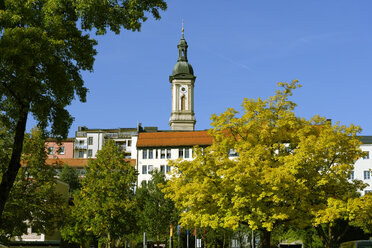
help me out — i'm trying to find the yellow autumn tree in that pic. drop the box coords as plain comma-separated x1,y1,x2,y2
163,81,366,248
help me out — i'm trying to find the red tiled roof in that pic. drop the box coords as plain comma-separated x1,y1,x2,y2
45,138,75,142
44,158,136,167
137,131,213,148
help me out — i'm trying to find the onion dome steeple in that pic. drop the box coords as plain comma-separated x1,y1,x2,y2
170,22,195,82
178,25,188,62
169,21,196,131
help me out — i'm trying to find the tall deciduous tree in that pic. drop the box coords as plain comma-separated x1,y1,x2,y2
136,170,178,247
163,81,366,248
0,0,167,221
0,128,66,243
62,140,137,248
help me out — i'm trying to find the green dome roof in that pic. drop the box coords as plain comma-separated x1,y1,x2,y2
169,30,196,81
172,61,194,76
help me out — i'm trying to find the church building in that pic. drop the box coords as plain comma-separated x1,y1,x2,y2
136,28,214,185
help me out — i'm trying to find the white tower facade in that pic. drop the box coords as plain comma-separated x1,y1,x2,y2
169,29,196,131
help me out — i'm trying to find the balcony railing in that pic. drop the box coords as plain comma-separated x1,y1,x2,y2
76,131,87,137
74,144,87,150
104,132,133,139
105,133,118,139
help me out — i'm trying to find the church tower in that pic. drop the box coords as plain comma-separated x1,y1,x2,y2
169,25,196,131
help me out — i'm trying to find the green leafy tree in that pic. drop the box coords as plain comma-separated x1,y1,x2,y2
0,0,167,221
0,127,66,243
62,140,138,248
163,81,366,248
136,170,178,247
59,164,82,195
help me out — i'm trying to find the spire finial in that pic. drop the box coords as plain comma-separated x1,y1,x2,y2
181,19,184,38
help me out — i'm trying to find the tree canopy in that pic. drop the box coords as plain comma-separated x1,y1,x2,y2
59,163,82,195
136,170,178,246
0,0,167,221
62,140,138,248
0,128,66,243
163,81,367,248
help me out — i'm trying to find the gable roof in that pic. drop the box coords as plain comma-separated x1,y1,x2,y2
137,130,213,148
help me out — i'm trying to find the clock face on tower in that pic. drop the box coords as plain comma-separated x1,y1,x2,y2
180,85,187,94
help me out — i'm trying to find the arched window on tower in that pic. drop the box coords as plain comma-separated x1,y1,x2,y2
181,95,186,111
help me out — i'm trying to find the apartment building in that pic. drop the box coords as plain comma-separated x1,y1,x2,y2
45,138,75,159
136,130,213,185
74,126,139,159
353,136,372,195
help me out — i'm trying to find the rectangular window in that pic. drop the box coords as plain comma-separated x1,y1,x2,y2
48,147,54,155
143,150,147,159
364,151,370,159
88,149,93,158
185,148,190,158
160,165,165,174
349,171,354,180
179,149,184,158
59,146,65,155
161,149,166,159
364,170,370,180
88,137,93,145
149,149,153,159
148,165,153,173
127,140,132,147
79,151,84,158
142,165,147,175
167,149,171,159
166,165,172,173
156,149,159,159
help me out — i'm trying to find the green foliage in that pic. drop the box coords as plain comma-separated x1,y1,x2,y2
347,193,372,233
0,124,12,172
136,170,178,244
0,0,167,135
0,128,67,242
163,81,366,248
59,164,82,194
272,226,322,248
0,0,167,221
61,140,138,247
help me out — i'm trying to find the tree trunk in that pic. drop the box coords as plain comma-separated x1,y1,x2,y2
157,233,160,248
107,231,111,248
315,223,348,248
259,229,271,248
223,231,226,248
0,106,28,225
203,230,207,248
251,230,255,248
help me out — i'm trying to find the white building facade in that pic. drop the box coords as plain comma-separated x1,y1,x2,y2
136,130,212,186
352,136,372,195
74,126,139,159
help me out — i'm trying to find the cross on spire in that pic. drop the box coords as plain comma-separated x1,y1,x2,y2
182,19,184,38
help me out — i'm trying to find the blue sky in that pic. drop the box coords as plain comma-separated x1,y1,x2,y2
28,1,372,136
